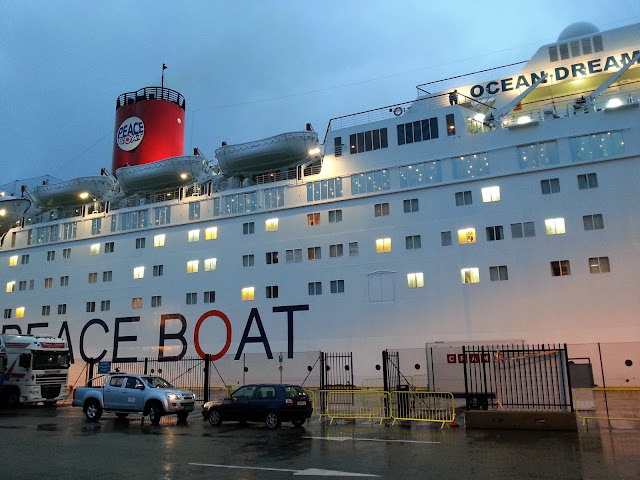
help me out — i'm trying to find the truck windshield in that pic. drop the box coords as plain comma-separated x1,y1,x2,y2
32,351,70,370
141,376,174,388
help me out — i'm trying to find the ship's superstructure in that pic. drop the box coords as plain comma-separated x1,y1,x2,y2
1,22,640,385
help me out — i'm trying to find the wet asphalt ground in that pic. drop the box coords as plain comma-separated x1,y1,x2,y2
0,404,639,480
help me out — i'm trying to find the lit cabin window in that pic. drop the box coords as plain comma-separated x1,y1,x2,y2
188,230,200,242
461,268,480,284
133,266,145,279
458,228,476,244
187,260,199,273
16,307,25,318
9,255,18,266
6,281,15,293
481,186,500,202
242,287,255,301
375,238,392,253
205,227,218,240
266,218,279,232
545,218,566,235
90,244,100,255
204,258,217,271
407,273,424,288
154,234,166,247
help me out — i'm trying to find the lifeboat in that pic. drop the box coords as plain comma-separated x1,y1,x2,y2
215,131,321,175
0,197,31,230
31,176,115,209
115,155,216,195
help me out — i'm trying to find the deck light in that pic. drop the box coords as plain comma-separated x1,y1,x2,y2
79,192,89,199
517,116,532,125
180,173,188,179
606,98,623,109
0,209,6,216
308,147,321,156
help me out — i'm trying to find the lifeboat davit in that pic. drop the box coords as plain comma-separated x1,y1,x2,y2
215,131,321,175
115,155,216,195
31,176,115,208
0,197,31,230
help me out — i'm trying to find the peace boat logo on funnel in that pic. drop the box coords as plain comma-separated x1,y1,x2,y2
117,116,145,151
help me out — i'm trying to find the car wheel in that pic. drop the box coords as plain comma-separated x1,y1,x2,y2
292,418,306,427
265,411,281,429
148,401,164,425
177,411,189,421
116,413,129,419
85,399,103,421
208,408,223,426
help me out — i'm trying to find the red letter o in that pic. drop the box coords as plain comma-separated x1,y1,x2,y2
193,310,232,361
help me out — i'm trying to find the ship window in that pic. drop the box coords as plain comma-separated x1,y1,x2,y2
308,282,322,295
329,209,343,223
90,244,100,255
403,198,419,213
103,270,113,282
548,45,558,62
551,260,570,277
481,186,500,202
264,187,285,209
351,169,390,195
407,273,424,289
545,218,566,235
461,268,480,284
151,296,162,308
243,254,254,267
266,252,278,265
186,292,197,304
205,227,218,240
397,117,437,146
453,153,490,180
63,248,71,259
511,222,535,238
154,206,171,226
62,222,77,240
4,309,11,319
104,242,114,253
47,250,55,261
21,254,29,265
154,234,166,247
330,279,345,293
88,272,98,284
266,285,279,299
446,114,455,136
57,304,66,315
44,277,53,288
583,214,604,230
187,260,199,273
9,255,18,266
570,40,580,57
135,237,146,249
374,203,390,217
308,247,321,260
120,209,149,231
133,266,144,279
18,281,27,291
541,178,560,194
6,281,15,293
286,249,302,262
266,218,279,232
581,37,592,55
86,301,96,313
405,235,421,250
349,242,359,256
489,265,509,281
458,228,476,244
111,215,117,232
577,173,598,189
334,136,342,156
375,238,392,253
189,201,200,221
329,244,344,258
204,258,217,271
153,265,163,277
307,213,320,226
188,230,200,242
243,222,255,234
559,43,569,60
517,141,559,169
571,132,624,162
441,231,452,246
60,275,69,287
592,35,603,52
399,160,442,187
486,226,504,241
132,297,142,309
204,291,215,303
589,257,610,274
350,128,388,154
101,300,111,312
35,225,59,244
242,287,255,301
16,307,25,318
306,178,343,202
91,218,102,235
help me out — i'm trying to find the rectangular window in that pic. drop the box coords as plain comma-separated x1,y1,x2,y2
62,222,77,240
16,307,25,318
453,153,490,180
589,257,610,274
9,255,18,266
62,248,71,259
375,238,392,253
135,237,146,249
399,160,442,188
57,304,66,315
35,225,59,244
47,250,55,261
441,231,452,246
186,292,197,305
397,117,438,145
133,266,145,279
154,206,171,226
403,199,419,213
205,227,218,240
407,273,424,289
21,254,30,265
103,270,113,282
132,297,142,309
545,218,566,235
349,242,359,256
243,222,255,234
204,291,215,303
489,265,509,281
153,265,164,277
446,113,455,136
4,309,12,319
308,282,322,295
405,235,421,250
151,296,162,308
265,218,279,232
101,300,111,312
241,287,254,301
306,178,343,202
119,209,149,231
91,244,100,255
578,172,598,189
44,277,53,288
329,244,344,258
455,191,472,206
517,141,560,169
570,131,625,162
41,305,51,316
481,186,500,202
461,268,480,284
18,281,26,291
350,169,390,195
551,260,571,276
222,191,259,215
154,234,165,247
91,218,102,235
307,213,320,226
188,230,200,242
374,203,390,217
350,127,388,154
264,187,285,209
330,279,345,293
511,222,535,238
308,247,321,260
86,301,96,313
189,201,201,220
266,285,279,299
458,228,476,244
486,225,504,241
328,209,343,223
88,272,98,284
583,214,604,230
243,254,255,267
265,252,279,265
541,178,560,194
187,260,199,273
286,248,303,262
6,281,15,293
60,275,69,287
334,136,342,156
104,242,114,253
204,258,217,271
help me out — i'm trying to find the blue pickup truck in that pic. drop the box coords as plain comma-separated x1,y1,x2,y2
72,373,195,423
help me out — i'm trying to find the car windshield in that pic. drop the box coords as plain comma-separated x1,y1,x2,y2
141,376,174,388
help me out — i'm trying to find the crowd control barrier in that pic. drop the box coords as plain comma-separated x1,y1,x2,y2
574,387,640,428
389,391,456,428
319,390,390,424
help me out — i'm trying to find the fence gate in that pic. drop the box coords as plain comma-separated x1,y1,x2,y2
382,350,400,392
320,352,354,389
462,344,574,412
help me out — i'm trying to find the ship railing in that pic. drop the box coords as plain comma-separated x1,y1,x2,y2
116,87,185,110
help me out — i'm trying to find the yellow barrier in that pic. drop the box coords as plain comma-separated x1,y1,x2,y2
319,390,390,425
575,387,640,427
389,391,455,428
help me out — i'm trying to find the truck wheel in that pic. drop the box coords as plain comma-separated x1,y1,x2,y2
148,401,164,425
116,413,129,419
5,389,20,408
265,411,281,429
208,408,223,426
85,399,102,421
177,411,189,421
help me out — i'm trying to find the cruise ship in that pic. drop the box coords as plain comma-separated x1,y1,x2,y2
1,21,639,387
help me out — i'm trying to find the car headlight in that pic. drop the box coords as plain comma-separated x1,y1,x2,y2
167,393,179,400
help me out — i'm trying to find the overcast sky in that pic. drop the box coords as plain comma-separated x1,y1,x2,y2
1,0,639,183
